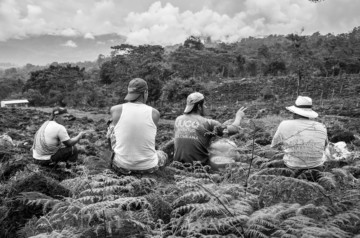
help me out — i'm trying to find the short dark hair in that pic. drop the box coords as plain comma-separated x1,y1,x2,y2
292,113,309,120
184,99,204,114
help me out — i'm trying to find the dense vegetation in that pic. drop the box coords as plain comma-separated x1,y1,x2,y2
1,27,360,107
0,107,359,238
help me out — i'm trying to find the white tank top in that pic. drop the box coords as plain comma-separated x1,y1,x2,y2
113,103,158,170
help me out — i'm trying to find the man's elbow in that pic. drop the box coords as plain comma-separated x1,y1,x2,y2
63,140,74,147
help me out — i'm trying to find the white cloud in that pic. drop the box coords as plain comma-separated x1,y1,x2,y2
62,40,77,48
60,28,79,37
84,32,95,39
124,1,317,45
0,0,359,43
27,4,42,16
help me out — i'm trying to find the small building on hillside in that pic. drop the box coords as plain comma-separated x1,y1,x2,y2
1,99,29,108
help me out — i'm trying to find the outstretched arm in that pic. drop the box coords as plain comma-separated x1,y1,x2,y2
63,131,86,147
226,106,247,135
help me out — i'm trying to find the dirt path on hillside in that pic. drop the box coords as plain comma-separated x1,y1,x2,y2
25,107,175,125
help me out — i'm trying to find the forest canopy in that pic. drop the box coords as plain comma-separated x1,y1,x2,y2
2,27,360,107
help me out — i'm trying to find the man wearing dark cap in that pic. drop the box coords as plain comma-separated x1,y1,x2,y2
174,92,247,165
32,107,86,167
109,78,167,174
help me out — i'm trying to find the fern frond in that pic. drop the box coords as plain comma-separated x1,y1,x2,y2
172,191,211,209
80,196,152,214
259,176,330,206
301,226,344,238
331,168,348,178
18,192,62,214
295,204,331,220
281,215,316,229
273,203,300,220
328,208,360,230
77,195,103,204
110,216,151,232
280,234,297,238
255,168,295,177
79,185,131,197
318,172,337,190
60,177,89,194
171,202,226,218
199,234,238,238
325,225,351,238
245,228,269,238
190,203,229,219
177,216,247,236
248,175,277,185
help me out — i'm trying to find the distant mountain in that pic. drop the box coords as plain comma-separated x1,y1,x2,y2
0,62,18,69
0,33,126,66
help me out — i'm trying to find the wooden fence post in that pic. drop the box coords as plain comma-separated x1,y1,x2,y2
320,90,324,108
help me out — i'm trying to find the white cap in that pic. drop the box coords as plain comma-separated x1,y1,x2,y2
184,92,205,113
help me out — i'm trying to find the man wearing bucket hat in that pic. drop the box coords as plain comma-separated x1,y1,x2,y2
109,78,167,175
32,107,87,168
271,96,328,177
174,92,247,165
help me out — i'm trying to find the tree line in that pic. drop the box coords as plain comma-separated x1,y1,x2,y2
1,26,359,107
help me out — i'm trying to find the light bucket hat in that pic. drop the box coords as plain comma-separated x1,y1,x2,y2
286,96,318,118
184,92,205,113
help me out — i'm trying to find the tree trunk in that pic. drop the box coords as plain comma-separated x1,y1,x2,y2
297,73,302,96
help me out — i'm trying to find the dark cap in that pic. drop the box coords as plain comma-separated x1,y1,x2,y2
124,78,148,101
52,107,68,116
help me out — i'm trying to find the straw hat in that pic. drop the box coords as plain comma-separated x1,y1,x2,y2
286,96,318,118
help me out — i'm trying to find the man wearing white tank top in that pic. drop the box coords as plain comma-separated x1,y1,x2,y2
109,78,167,174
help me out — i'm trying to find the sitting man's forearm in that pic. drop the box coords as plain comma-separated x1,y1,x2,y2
63,133,83,147
226,107,245,135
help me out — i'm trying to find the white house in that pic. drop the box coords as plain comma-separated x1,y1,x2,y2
1,99,29,108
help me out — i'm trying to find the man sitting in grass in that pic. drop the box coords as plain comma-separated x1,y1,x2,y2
32,107,86,168
174,92,247,166
271,96,328,181
109,78,167,175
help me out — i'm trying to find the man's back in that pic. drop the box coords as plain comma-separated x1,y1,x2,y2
33,121,70,160
271,119,327,169
174,114,220,164
113,103,158,170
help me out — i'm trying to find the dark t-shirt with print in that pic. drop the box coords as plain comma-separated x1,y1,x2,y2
174,114,221,164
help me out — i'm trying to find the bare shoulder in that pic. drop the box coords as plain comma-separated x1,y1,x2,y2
152,108,160,125
110,104,123,113
152,108,160,116
110,104,123,124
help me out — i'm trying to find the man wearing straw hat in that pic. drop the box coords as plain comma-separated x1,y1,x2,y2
271,96,328,179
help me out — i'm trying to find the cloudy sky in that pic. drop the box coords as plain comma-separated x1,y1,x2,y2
1,0,359,65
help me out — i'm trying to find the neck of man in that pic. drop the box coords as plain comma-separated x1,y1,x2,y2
130,96,145,104
293,114,309,120
189,108,204,116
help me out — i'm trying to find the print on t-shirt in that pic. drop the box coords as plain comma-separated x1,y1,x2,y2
175,118,200,141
